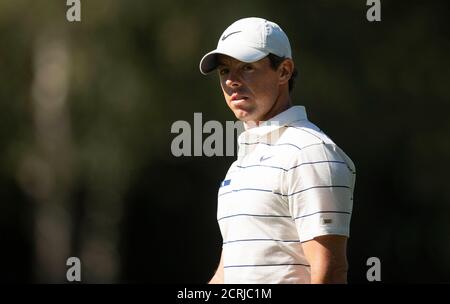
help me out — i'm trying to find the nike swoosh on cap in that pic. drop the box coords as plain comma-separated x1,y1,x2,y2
221,31,242,41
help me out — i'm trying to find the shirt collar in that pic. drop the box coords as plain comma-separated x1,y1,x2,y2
238,105,308,143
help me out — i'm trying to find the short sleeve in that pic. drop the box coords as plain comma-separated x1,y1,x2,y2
284,143,356,242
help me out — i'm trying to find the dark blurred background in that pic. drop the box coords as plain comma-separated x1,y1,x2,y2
0,0,449,283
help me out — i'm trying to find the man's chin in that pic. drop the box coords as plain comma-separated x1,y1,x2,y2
233,108,254,120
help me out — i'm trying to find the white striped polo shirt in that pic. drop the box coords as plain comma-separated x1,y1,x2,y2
217,105,356,284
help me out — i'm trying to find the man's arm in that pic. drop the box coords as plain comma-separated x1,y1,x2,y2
208,250,224,284
301,235,349,284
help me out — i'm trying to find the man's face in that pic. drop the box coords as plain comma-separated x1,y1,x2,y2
217,55,283,123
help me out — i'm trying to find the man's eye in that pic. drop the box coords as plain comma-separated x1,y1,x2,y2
219,68,229,75
243,65,253,71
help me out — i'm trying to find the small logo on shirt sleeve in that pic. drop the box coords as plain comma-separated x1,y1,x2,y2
322,218,333,225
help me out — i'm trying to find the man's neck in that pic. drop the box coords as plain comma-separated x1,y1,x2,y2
243,94,292,130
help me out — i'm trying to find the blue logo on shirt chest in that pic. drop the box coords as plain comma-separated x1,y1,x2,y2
220,179,231,187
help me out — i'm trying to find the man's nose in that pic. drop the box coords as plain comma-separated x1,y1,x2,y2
225,72,241,88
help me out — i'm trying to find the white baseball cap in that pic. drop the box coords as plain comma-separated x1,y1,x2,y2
199,17,292,75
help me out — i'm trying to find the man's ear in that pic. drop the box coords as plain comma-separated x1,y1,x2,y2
278,59,294,85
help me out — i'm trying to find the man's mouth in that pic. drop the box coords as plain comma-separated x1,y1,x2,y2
230,93,248,102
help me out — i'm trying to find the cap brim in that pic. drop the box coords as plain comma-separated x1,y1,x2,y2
199,45,268,75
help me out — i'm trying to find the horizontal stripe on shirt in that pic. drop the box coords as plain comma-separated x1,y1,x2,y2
218,213,292,221
236,160,349,172
223,238,300,245
239,141,325,152
293,210,351,220
290,126,325,142
224,263,310,268
219,185,351,197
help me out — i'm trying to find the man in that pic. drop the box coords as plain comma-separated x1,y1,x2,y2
199,17,356,284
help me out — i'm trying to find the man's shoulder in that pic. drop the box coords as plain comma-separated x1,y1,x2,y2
280,120,335,148
279,121,356,172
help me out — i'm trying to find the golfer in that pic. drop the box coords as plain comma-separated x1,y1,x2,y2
200,17,356,284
